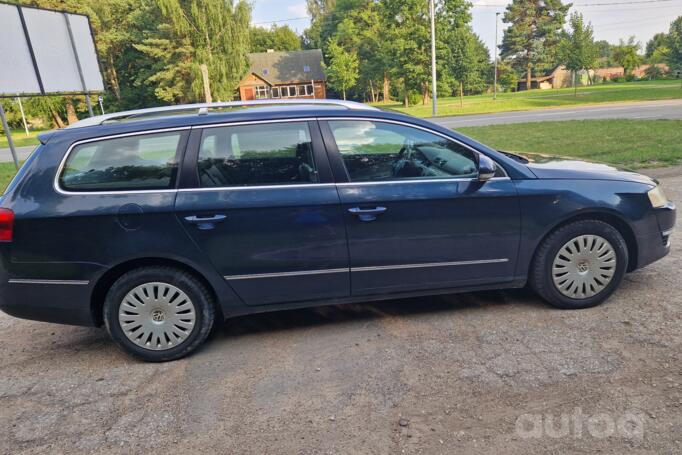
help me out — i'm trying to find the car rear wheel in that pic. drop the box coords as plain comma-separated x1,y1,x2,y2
103,266,215,362
530,220,629,309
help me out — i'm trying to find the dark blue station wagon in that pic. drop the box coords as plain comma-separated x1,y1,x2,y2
0,100,675,361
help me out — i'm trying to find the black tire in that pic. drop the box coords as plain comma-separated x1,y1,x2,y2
529,220,629,309
103,266,215,362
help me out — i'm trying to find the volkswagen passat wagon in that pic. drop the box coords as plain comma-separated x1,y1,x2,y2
0,100,675,361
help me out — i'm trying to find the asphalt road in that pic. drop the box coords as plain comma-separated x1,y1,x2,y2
431,99,682,128
0,168,680,454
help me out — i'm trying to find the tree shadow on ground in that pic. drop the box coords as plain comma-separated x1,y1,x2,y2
216,287,546,340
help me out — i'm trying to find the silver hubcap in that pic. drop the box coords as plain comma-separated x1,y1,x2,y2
118,282,196,350
552,235,617,299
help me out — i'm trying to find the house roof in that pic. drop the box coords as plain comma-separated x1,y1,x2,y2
246,49,326,85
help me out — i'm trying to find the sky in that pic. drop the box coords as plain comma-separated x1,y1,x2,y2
251,0,682,58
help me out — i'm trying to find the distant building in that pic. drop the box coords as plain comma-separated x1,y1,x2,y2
237,49,327,101
517,64,671,90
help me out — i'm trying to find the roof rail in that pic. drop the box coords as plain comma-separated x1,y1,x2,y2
67,99,379,129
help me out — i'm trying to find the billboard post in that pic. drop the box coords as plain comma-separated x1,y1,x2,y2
0,102,19,169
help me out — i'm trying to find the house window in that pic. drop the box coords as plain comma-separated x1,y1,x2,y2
305,84,314,96
303,65,311,73
288,86,296,97
272,87,280,98
255,85,269,99
297,85,306,96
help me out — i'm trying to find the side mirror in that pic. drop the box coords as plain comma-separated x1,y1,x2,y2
478,154,497,182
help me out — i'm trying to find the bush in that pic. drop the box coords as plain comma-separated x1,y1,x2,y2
612,76,627,83
625,73,637,82
406,91,421,106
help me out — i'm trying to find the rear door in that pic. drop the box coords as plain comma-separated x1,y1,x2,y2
175,120,350,306
320,118,521,296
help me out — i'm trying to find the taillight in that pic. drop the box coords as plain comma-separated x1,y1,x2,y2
0,208,14,242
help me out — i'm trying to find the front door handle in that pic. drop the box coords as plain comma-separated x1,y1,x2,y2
348,206,387,222
184,214,227,230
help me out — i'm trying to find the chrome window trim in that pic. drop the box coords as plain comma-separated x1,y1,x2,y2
335,177,510,187
179,183,337,193
222,258,509,281
322,116,509,179
53,126,191,196
8,278,90,285
53,116,511,195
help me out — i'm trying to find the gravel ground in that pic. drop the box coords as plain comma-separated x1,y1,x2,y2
1,170,680,455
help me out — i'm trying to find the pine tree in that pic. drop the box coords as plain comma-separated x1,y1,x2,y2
501,0,570,90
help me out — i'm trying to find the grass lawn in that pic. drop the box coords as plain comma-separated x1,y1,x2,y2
460,119,682,169
0,161,21,192
0,128,46,148
375,80,682,118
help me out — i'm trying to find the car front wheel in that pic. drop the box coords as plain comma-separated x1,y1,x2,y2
530,219,629,309
103,266,215,362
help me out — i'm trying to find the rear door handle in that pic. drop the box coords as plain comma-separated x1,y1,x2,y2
348,206,387,222
184,214,227,230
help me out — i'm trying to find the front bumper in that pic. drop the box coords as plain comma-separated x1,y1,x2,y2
635,202,676,270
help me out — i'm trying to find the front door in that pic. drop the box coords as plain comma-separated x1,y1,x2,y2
321,119,521,296
175,120,349,306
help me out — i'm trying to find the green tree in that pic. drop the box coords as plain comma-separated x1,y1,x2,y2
447,29,491,105
303,0,337,49
501,0,571,90
250,25,301,52
323,39,359,99
147,0,251,102
645,32,668,59
384,0,471,106
612,37,641,76
558,12,597,94
667,16,682,72
333,0,393,102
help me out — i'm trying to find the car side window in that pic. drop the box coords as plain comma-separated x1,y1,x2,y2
197,122,318,187
328,120,478,182
59,132,182,191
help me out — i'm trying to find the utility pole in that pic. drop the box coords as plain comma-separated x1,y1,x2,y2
493,12,500,100
429,0,437,116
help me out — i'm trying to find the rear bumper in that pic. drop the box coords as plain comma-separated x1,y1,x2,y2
635,203,676,270
0,278,96,327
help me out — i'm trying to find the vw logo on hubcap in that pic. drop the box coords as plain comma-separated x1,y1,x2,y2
151,309,165,323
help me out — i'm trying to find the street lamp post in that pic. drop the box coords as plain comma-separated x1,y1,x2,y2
493,12,500,100
430,0,437,117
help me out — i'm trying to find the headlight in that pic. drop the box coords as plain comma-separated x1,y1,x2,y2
648,185,669,208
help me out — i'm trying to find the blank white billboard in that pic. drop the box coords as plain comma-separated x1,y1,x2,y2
0,3,104,96
0,3,41,94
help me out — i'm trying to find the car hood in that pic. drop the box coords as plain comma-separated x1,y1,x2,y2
503,151,657,186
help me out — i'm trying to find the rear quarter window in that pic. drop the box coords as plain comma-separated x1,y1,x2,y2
59,131,183,192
